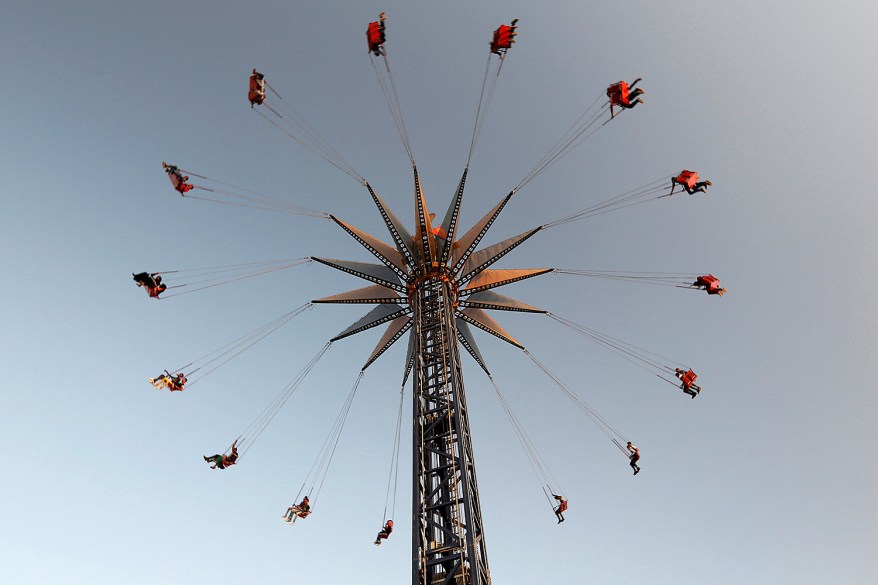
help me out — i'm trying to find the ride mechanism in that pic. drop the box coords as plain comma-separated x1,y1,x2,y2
148,14,723,585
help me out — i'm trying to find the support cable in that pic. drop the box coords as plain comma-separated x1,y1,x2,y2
168,303,312,386
370,52,415,164
541,177,671,228
523,349,631,458
382,383,406,523
487,375,562,509
304,370,365,507
514,91,608,192
185,186,329,218
467,53,504,167
153,258,309,278
547,313,685,381
255,83,364,183
238,341,333,457
554,269,706,290
265,83,358,173
159,258,312,299
171,167,329,218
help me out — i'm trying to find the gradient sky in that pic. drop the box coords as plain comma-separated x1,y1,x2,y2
3,1,876,584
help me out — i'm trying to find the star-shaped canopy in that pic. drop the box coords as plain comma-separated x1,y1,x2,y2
312,165,550,375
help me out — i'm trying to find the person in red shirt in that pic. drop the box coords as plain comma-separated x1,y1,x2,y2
367,13,387,56
693,275,727,297
627,442,641,475
671,170,712,194
133,272,167,299
675,368,702,399
607,78,644,117
374,520,393,545
553,494,568,524
162,162,194,194
248,69,265,107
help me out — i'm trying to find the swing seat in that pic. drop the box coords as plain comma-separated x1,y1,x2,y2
491,24,517,54
248,73,265,106
167,172,193,194
607,81,630,106
367,21,386,53
673,170,699,190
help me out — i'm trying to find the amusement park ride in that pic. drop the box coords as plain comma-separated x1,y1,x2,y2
141,14,721,585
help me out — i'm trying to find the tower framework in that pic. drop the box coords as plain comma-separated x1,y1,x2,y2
412,275,488,585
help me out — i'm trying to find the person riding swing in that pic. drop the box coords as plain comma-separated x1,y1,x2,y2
283,496,311,524
374,519,393,545
553,494,568,524
203,440,239,470
150,370,186,391
133,272,167,299
627,441,641,475
675,368,702,398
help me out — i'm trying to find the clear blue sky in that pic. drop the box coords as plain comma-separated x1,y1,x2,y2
2,1,876,584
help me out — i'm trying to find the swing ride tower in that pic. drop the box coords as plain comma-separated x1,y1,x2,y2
152,15,718,585
311,163,552,585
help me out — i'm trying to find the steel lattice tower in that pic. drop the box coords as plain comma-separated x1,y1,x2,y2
412,272,488,584
313,168,550,585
